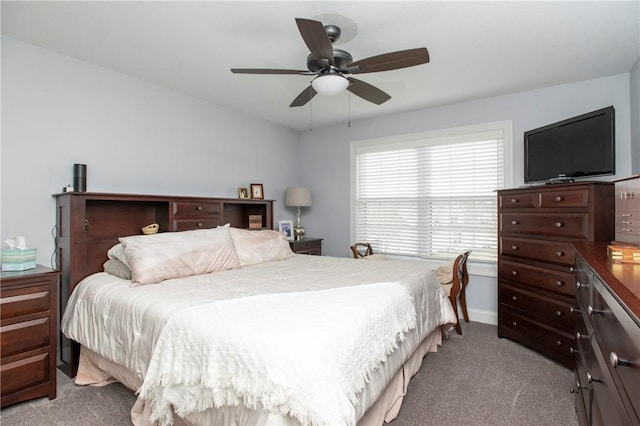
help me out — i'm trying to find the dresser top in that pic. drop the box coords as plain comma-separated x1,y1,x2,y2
573,241,640,322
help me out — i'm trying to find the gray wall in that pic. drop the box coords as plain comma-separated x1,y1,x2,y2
298,73,633,323
1,36,299,265
2,35,635,325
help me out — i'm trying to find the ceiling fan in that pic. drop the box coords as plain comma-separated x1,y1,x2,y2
231,18,430,107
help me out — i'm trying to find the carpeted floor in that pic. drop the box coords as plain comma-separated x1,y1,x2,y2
0,322,578,425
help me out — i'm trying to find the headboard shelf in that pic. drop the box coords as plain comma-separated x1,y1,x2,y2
53,191,274,376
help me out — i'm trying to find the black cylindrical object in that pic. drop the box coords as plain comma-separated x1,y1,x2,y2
73,163,87,192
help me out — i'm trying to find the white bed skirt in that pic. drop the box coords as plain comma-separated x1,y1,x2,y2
75,326,446,426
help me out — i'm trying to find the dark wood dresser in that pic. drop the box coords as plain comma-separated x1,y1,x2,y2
54,192,274,376
1,265,59,407
572,241,639,426
497,182,614,368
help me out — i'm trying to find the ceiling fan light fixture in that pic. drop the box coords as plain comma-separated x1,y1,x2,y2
311,74,349,96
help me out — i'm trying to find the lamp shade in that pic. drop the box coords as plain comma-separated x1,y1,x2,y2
311,74,349,96
285,187,312,207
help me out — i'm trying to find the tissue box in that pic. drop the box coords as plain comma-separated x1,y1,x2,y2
1,249,37,271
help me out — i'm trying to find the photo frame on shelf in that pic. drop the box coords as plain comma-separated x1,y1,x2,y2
238,187,250,199
278,220,294,241
250,183,264,199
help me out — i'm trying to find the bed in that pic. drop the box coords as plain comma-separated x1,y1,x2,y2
61,225,457,426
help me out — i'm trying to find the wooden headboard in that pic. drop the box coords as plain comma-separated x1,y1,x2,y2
54,191,274,376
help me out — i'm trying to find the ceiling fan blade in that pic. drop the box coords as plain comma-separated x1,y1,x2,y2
347,48,430,74
347,77,391,105
289,85,318,107
231,68,313,75
295,18,334,67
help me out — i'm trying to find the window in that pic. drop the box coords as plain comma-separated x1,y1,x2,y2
351,121,513,264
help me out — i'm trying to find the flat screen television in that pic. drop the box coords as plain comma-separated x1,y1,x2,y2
524,106,615,184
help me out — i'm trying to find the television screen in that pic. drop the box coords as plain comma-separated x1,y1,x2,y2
524,106,615,184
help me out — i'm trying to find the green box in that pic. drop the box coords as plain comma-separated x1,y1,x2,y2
1,248,37,271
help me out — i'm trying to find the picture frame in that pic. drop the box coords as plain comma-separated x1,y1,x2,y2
237,187,250,199
250,183,264,199
278,220,294,241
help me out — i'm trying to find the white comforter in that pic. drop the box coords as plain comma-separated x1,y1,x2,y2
62,255,455,425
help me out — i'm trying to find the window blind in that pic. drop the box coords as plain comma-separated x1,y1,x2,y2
353,125,508,263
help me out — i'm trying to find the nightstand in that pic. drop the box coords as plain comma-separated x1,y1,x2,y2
289,238,323,255
1,265,59,407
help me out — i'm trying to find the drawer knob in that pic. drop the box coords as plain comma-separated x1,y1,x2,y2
555,310,563,317
511,220,519,225
586,373,601,384
576,331,589,340
570,347,579,355
511,321,517,327
610,352,632,369
555,251,564,257
587,305,603,316
555,222,564,228
570,307,580,314
511,296,517,301
555,340,563,346
576,281,588,289
511,270,517,276
555,281,564,286
555,196,563,202
511,198,518,204
197,222,204,227
197,206,203,211
511,245,518,250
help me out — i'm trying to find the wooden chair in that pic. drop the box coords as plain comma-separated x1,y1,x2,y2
351,242,373,259
449,250,471,335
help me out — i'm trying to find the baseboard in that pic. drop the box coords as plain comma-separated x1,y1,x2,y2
464,308,497,325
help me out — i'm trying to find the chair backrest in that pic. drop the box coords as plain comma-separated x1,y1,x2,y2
449,250,471,300
351,243,374,259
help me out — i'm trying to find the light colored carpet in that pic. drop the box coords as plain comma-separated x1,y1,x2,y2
0,322,578,425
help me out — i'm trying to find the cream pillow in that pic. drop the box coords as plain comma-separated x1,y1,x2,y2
119,225,240,285
107,243,130,267
229,227,294,267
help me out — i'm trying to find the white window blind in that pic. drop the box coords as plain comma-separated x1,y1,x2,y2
352,123,510,263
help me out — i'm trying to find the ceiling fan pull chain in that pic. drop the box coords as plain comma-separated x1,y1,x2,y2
348,92,351,128
308,89,313,131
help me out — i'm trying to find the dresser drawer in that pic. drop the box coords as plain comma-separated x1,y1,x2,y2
173,218,222,231
0,351,50,398
499,307,573,367
591,283,640,418
172,201,222,217
500,283,574,331
1,317,50,358
500,261,576,297
539,189,589,208
501,212,589,239
615,224,640,245
501,236,576,266
589,338,635,426
499,192,537,209
1,286,51,320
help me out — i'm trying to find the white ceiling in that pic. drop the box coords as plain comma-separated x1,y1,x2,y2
2,1,639,131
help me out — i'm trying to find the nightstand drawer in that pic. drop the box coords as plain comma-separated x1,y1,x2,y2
1,286,51,320
1,351,51,398
1,317,50,358
289,238,322,255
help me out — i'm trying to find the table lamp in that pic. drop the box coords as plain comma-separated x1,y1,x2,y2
285,187,312,240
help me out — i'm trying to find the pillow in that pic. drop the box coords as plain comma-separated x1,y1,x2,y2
119,225,240,285
107,243,130,267
229,227,294,267
435,260,454,285
103,259,132,280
